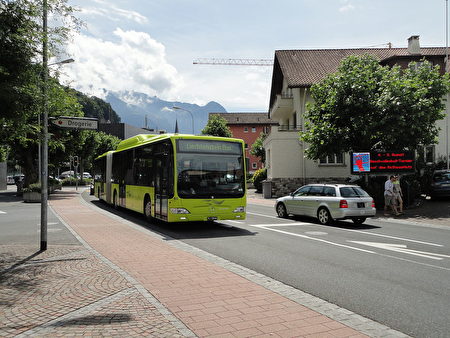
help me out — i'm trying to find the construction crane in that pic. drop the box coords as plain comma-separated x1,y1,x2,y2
193,58,273,66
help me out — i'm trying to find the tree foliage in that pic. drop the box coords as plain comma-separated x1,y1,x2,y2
201,115,232,137
250,132,267,164
300,54,450,160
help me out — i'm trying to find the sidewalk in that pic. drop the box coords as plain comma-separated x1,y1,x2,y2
1,188,407,337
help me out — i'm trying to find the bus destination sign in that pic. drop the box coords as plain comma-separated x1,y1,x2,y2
351,151,415,174
177,139,242,154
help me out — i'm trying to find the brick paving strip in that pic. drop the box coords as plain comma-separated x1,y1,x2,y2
0,243,192,337
4,189,408,337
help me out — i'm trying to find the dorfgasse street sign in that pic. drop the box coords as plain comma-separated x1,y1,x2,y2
50,116,98,130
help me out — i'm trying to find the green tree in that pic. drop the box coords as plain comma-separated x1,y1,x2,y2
301,54,450,159
201,115,232,137
250,132,267,164
73,130,120,175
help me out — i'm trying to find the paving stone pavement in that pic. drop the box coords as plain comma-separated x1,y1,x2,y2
0,188,410,337
0,244,191,337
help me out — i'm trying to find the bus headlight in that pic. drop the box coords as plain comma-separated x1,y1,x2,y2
233,206,245,213
170,208,190,214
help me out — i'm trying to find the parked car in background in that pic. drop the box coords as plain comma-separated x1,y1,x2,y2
59,171,75,179
82,172,92,179
7,176,15,185
275,184,376,225
430,170,450,199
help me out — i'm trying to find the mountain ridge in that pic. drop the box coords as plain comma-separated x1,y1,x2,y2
104,90,227,134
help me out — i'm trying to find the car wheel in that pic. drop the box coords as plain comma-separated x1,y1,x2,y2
317,207,332,225
144,196,152,221
352,217,366,225
276,203,288,218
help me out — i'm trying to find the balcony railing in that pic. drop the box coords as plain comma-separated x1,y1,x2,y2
278,125,302,132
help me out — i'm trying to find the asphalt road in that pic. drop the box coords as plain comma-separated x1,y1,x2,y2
2,187,449,337
0,189,79,246
80,196,450,338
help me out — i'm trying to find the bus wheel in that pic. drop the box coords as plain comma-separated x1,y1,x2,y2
113,191,118,209
144,196,152,221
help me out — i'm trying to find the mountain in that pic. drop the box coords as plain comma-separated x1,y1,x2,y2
74,90,121,123
104,91,227,134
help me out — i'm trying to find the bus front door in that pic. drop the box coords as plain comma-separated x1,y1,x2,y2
155,158,168,221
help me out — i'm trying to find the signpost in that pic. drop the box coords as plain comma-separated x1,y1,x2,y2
40,116,98,251
50,116,98,130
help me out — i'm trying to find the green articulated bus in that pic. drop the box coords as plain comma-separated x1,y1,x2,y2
93,133,246,222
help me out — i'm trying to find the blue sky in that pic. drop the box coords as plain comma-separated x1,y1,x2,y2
61,0,450,112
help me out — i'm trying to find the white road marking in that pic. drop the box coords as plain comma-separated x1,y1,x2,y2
251,223,308,227
249,224,375,254
247,212,286,220
0,210,6,214
226,220,243,224
247,211,444,247
305,231,328,236
36,222,59,226
349,241,450,260
337,228,443,247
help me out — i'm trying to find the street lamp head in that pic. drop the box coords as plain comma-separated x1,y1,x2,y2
48,58,75,66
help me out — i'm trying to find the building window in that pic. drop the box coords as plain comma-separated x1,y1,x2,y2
252,127,256,133
244,127,248,133
319,153,344,165
252,162,257,169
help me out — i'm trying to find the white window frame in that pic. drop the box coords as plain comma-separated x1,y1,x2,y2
319,153,345,165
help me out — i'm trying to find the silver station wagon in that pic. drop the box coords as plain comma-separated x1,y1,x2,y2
275,184,376,225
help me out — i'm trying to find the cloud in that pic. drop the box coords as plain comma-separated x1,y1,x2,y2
62,29,181,99
80,0,148,24
339,0,355,13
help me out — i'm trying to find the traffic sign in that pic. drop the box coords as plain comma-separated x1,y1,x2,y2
50,116,98,130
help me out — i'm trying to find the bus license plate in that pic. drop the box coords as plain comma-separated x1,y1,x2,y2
208,216,218,221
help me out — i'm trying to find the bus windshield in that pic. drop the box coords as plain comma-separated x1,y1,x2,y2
176,140,245,198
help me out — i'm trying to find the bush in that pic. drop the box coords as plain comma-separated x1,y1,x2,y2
22,179,62,194
23,183,42,193
252,168,267,192
61,177,92,186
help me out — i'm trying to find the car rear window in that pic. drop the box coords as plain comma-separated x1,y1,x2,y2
433,172,450,182
339,187,369,197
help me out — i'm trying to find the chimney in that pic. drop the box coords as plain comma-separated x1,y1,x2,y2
407,35,421,54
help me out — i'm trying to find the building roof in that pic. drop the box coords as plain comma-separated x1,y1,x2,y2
209,112,277,125
275,47,446,87
269,46,447,110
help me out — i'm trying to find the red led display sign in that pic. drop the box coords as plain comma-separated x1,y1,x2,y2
351,151,415,174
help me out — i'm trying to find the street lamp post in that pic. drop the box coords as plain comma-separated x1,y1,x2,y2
172,106,194,134
41,0,48,251
41,0,74,251
446,0,450,169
